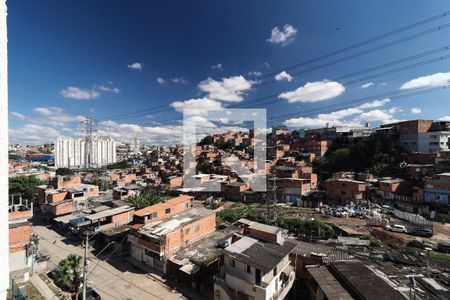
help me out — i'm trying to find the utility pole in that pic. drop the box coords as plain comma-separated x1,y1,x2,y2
82,232,90,300
266,176,278,225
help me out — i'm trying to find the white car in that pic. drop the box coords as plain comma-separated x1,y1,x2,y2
385,224,407,233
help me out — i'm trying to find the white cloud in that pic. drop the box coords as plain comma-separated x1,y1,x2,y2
198,75,256,102
10,112,26,120
378,82,387,87
267,24,297,46
439,116,450,121
360,82,374,89
127,62,143,71
171,77,188,84
411,107,422,114
400,72,450,90
60,82,120,100
60,87,100,100
359,108,399,123
211,63,223,70
157,77,166,84
284,99,395,128
275,71,293,82
95,84,120,93
278,80,345,103
9,124,63,145
248,71,262,77
170,98,223,116
357,98,391,109
32,107,86,127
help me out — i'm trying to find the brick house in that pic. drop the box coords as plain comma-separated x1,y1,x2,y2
128,207,216,273
133,195,193,224
324,179,366,203
9,198,33,279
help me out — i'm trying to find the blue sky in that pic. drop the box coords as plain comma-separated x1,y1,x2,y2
8,0,450,145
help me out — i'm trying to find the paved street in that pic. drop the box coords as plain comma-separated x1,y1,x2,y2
33,223,187,300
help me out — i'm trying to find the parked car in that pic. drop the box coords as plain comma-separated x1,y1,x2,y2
385,224,407,233
411,227,433,238
437,242,450,253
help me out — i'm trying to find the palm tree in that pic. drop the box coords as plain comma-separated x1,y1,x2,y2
53,254,83,295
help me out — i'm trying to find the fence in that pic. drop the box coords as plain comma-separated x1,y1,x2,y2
393,209,434,230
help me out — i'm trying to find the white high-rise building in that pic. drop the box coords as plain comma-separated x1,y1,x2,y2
55,136,116,168
130,137,140,155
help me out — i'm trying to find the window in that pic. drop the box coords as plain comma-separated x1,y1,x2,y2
230,259,235,267
247,265,251,273
194,224,199,232
165,208,171,214
273,267,277,276
185,202,189,209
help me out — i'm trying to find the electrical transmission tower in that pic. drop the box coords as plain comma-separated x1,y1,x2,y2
80,118,97,169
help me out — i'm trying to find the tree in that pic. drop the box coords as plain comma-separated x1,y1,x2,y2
199,135,214,146
107,160,132,169
56,168,73,176
91,178,113,191
9,175,42,202
53,254,83,294
127,187,165,209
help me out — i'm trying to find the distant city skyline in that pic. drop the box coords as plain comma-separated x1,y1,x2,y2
8,0,450,145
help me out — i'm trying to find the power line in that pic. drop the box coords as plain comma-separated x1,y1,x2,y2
91,10,450,123
96,43,450,128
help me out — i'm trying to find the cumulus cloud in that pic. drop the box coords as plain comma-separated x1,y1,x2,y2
9,124,63,145
357,98,391,109
439,116,450,121
267,24,297,46
170,98,224,116
32,107,86,126
127,62,143,71
198,75,256,102
211,63,223,70
157,77,166,84
278,80,345,103
275,71,293,82
411,107,422,114
60,82,120,100
60,87,100,100
359,107,399,123
284,98,394,128
360,82,374,89
400,72,450,90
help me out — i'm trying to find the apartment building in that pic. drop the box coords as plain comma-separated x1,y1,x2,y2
9,198,33,279
418,131,450,153
128,207,216,273
55,136,116,168
324,179,366,203
214,235,296,300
